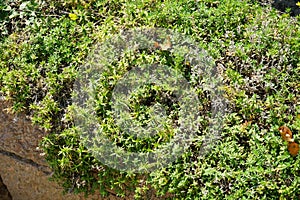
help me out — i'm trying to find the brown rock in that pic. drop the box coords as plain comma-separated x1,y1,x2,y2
0,175,12,200
0,100,48,166
0,99,121,199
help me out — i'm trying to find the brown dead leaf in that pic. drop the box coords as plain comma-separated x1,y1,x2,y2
278,126,294,142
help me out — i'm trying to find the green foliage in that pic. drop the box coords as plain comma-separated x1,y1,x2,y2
0,0,300,199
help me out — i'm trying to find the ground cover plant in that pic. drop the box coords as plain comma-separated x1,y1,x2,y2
0,0,300,199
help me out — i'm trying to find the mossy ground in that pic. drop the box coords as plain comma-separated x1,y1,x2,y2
0,0,300,199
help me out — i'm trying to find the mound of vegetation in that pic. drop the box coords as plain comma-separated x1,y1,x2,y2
0,0,300,199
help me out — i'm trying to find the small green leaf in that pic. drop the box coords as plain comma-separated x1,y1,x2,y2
69,13,78,21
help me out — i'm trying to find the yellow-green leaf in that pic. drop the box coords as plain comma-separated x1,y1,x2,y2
296,2,300,7
69,13,78,21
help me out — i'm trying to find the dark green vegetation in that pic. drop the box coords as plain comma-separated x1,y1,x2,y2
1,0,300,199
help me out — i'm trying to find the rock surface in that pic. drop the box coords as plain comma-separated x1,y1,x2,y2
273,0,300,16
0,175,12,200
257,0,300,16
0,99,121,200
